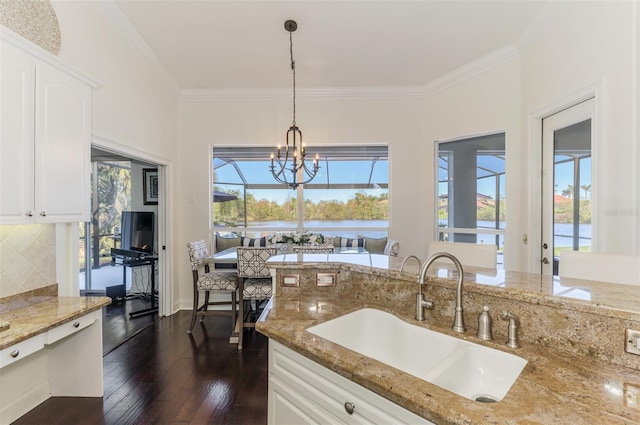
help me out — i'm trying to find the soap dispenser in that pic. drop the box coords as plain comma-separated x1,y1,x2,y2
477,306,493,341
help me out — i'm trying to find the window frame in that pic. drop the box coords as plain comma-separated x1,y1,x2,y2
211,144,389,243
434,132,506,266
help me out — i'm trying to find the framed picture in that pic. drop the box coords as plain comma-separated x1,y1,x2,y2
143,168,158,205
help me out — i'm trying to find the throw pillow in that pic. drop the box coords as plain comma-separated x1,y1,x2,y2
361,236,387,254
340,237,364,248
241,236,267,247
215,235,240,252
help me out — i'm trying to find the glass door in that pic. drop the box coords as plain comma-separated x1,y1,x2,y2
79,160,131,293
541,98,594,275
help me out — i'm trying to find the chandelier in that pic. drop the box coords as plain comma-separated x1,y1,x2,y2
270,20,319,189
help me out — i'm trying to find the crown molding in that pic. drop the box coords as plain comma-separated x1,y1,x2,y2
420,44,520,98
515,1,565,55
94,0,181,95
180,44,520,103
1,26,98,87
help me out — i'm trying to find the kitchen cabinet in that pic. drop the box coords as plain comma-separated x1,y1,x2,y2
0,28,95,224
268,340,434,425
0,310,103,424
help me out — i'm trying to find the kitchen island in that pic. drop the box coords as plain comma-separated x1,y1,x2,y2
256,253,640,424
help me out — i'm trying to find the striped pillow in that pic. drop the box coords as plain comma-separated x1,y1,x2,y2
240,236,267,247
340,237,364,248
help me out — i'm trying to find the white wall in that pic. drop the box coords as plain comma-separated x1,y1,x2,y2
51,1,178,160
422,58,522,270
521,1,639,268
35,1,638,311
49,1,179,310
177,94,425,308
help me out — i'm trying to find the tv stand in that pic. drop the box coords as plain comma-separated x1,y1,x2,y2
111,249,158,318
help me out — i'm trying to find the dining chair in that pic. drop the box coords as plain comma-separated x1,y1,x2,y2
428,241,497,269
186,240,238,334
236,246,277,350
292,244,335,253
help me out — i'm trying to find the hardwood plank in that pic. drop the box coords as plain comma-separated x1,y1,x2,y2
102,298,160,355
12,311,268,425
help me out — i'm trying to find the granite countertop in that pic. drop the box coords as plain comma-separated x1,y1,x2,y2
257,293,640,425
0,295,112,350
259,254,640,424
267,253,640,317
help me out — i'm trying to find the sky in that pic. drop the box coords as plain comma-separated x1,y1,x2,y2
215,159,388,204
216,155,591,205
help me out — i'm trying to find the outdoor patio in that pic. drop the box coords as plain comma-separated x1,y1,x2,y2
80,263,152,294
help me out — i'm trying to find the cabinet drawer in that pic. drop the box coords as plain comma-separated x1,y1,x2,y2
46,311,96,345
0,333,45,369
270,341,434,425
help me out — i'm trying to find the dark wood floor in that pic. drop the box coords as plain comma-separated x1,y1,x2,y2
102,297,161,355
13,310,269,425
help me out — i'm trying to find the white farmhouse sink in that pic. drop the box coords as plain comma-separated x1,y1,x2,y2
306,308,527,402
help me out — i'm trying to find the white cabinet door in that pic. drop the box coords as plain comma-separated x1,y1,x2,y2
34,59,91,222
0,41,34,223
0,32,92,224
269,341,435,425
270,375,345,425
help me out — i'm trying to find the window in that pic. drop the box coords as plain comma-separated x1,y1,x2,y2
212,145,388,241
436,133,505,266
552,120,592,254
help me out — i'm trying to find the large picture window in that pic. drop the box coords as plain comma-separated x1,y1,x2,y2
212,145,388,242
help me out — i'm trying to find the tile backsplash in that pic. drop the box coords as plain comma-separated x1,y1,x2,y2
0,224,57,298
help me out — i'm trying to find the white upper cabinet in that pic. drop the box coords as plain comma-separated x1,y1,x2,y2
0,28,95,224
0,38,34,223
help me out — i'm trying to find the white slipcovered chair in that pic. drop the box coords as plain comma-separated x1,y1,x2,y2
186,240,238,334
428,241,497,269
559,251,640,285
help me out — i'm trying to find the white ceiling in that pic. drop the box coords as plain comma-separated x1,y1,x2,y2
112,0,549,91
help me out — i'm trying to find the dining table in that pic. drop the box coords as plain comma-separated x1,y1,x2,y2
205,245,369,266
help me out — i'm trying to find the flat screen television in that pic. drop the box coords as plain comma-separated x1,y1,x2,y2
121,211,155,254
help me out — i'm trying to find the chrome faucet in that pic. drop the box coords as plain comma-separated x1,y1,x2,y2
400,255,422,272
417,252,466,332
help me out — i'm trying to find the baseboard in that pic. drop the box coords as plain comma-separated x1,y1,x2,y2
0,380,49,425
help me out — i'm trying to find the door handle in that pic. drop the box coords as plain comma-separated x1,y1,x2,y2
541,257,549,264
542,243,548,249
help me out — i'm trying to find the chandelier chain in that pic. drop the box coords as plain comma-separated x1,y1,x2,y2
290,30,296,127
270,20,319,189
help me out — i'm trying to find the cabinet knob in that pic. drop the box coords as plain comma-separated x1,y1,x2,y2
73,322,80,328
10,350,20,358
25,211,33,217
39,211,46,216
344,401,355,415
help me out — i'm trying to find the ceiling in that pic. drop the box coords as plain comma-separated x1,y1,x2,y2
112,0,549,91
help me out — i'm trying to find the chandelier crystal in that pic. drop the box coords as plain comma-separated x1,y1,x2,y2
269,20,319,189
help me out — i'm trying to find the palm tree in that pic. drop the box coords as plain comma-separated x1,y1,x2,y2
561,185,574,198
580,184,591,200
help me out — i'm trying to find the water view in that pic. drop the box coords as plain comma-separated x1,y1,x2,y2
216,219,591,259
